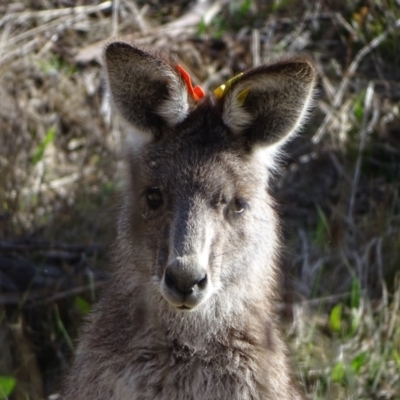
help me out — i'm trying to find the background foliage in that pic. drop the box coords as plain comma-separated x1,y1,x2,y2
0,0,399,398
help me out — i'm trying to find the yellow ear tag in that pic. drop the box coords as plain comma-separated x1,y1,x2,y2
213,72,244,99
213,84,226,99
236,88,250,105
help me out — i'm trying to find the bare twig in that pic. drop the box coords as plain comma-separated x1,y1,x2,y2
0,282,108,306
251,29,260,68
313,18,400,143
111,0,120,37
75,0,227,64
0,241,103,252
347,82,375,227
120,1,150,33
0,1,112,28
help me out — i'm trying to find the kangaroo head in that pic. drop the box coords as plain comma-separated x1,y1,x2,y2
105,42,316,313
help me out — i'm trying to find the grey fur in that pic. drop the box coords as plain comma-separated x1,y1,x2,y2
61,42,317,400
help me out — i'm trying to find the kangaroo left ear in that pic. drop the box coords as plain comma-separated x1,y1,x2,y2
104,42,191,144
216,59,317,149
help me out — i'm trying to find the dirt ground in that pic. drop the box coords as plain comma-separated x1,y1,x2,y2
0,0,400,399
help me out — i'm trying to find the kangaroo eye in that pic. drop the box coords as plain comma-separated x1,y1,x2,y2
233,198,246,214
146,187,163,209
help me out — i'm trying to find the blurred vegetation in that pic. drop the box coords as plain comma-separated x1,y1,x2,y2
0,0,399,398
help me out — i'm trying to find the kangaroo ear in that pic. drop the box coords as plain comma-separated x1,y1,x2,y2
218,59,317,148
104,42,190,142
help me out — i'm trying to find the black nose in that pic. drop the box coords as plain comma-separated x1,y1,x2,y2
164,263,208,295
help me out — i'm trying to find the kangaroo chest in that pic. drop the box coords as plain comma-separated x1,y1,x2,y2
112,341,262,400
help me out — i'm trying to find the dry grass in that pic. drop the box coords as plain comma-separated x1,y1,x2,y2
0,0,399,399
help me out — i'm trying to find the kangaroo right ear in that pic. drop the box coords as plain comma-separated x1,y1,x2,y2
104,42,190,143
216,59,317,149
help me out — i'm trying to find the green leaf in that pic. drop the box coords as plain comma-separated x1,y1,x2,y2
38,55,77,75
329,304,343,333
353,101,363,121
54,304,74,352
197,19,207,35
350,278,361,309
75,296,91,315
353,89,366,122
331,362,345,383
394,349,400,372
32,126,56,165
239,0,252,14
272,0,295,12
349,307,362,337
351,352,366,374
315,206,330,248
0,376,16,398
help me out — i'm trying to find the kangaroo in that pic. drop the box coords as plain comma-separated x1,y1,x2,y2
61,41,316,400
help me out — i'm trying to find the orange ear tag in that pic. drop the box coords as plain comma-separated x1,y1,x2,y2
177,65,205,101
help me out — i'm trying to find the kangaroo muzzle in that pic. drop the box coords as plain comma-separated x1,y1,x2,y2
161,203,214,310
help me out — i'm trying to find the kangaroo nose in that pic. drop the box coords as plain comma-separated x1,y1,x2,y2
165,260,208,294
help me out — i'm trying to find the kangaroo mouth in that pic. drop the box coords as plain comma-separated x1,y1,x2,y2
161,281,210,311
177,305,191,310
163,293,203,311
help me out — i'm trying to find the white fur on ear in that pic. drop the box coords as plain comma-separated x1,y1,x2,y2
157,69,189,127
222,91,253,136
222,75,283,136
117,68,189,150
